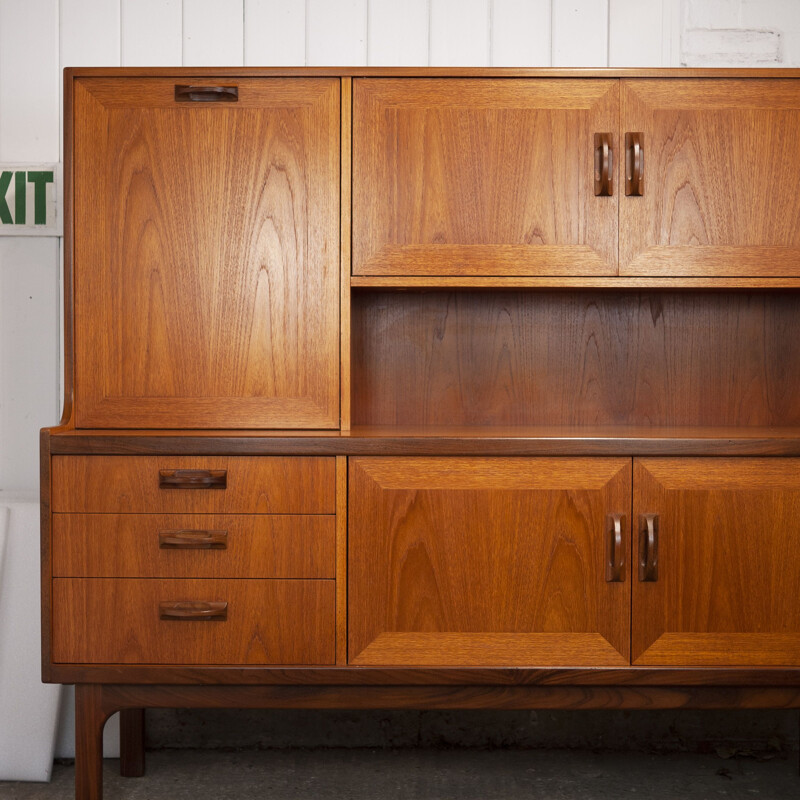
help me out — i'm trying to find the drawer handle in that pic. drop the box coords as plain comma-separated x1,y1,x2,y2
174,85,238,103
638,513,659,582
605,513,625,582
158,530,228,549
594,133,613,196
159,601,228,621
158,469,227,490
625,132,644,196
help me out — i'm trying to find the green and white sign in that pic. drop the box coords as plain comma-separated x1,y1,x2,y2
0,164,61,236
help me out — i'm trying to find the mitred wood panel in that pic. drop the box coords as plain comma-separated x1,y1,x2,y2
349,457,631,667
621,80,800,276
53,579,335,664
633,458,800,666
72,77,340,428
52,514,335,578
51,456,335,514
352,291,800,429
353,79,619,276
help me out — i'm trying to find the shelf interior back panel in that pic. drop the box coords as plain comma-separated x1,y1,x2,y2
351,290,800,429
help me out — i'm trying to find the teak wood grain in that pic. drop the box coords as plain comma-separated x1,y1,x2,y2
349,457,631,666
52,514,335,579
353,79,619,276
633,458,800,666
51,455,335,514
621,79,800,276
72,77,340,429
351,290,800,429
53,578,335,665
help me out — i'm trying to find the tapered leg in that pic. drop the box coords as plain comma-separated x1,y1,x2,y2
120,708,146,777
75,684,107,800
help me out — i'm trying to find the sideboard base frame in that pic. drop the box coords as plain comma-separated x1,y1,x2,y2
76,682,800,800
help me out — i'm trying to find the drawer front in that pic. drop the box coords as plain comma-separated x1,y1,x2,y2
52,578,335,665
51,456,335,514
52,514,335,579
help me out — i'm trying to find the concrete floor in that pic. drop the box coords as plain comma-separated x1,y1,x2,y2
0,749,797,800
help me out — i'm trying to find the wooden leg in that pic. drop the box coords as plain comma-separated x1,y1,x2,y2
120,708,146,777
75,684,107,800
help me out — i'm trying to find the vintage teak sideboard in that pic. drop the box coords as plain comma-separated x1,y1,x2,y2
42,67,800,798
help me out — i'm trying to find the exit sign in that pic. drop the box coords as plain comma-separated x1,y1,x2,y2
0,164,61,236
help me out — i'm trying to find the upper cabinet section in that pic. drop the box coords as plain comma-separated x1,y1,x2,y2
72,78,340,429
352,79,619,277
621,79,800,276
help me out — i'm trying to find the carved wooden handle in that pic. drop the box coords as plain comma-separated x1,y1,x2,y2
605,513,625,582
158,469,227,490
158,530,228,549
638,513,659,582
174,85,238,103
159,601,228,621
625,132,644,196
594,133,613,197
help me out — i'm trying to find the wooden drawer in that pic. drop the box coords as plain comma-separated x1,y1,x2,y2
52,578,335,665
52,514,335,579
51,456,335,514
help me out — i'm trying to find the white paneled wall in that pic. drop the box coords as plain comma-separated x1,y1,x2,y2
3,0,800,494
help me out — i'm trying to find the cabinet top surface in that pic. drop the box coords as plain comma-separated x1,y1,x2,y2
65,67,800,79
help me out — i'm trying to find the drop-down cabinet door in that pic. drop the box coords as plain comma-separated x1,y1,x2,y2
72,77,340,428
353,79,619,277
633,458,800,666
349,457,631,667
620,79,800,276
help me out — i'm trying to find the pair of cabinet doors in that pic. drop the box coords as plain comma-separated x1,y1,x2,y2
354,77,800,278
349,457,800,667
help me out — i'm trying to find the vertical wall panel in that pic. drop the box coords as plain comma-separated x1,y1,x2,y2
245,0,306,65
0,239,60,490
184,0,244,66
552,0,609,67
307,0,368,66
368,0,428,66
430,0,490,66
609,0,664,66
60,0,121,67
122,0,182,66
741,0,800,66
0,0,59,161
491,0,551,67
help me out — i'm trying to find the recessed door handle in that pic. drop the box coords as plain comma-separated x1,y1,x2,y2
638,513,659,582
606,513,625,582
594,133,613,196
158,530,228,549
625,132,644,196
174,85,238,103
159,601,228,621
158,469,227,490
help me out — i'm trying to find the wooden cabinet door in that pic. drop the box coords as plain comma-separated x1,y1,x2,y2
353,79,619,276
72,78,339,428
633,458,800,666
349,457,631,667
621,79,800,276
